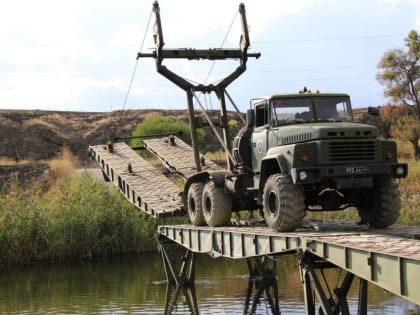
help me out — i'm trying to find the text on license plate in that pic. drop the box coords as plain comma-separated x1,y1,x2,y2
346,167,369,174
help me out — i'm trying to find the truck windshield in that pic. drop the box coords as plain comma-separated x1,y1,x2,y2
270,96,352,126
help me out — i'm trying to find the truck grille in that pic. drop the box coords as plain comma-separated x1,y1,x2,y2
328,141,376,162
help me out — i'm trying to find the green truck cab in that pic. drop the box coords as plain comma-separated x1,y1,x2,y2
186,92,408,232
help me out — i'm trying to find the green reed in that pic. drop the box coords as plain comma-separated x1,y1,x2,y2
0,173,157,266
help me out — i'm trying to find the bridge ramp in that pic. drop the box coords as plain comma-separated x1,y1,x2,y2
89,136,222,217
143,136,221,180
89,142,184,217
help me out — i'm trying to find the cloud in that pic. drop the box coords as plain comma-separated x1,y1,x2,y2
1,0,419,111
0,72,80,110
147,0,317,46
382,0,420,30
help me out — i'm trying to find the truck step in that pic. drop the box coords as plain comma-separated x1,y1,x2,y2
89,142,184,218
143,136,221,180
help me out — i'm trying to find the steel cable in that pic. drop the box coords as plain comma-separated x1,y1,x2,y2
117,9,153,136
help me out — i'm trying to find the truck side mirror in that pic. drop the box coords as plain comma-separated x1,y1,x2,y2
246,109,254,128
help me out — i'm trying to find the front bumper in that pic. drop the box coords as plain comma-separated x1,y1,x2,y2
291,163,408,188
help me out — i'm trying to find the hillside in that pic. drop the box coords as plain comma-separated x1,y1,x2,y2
0,108,247,186
0,109,198,164
0,108,379,165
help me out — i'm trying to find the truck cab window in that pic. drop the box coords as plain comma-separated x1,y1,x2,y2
255,105,268,127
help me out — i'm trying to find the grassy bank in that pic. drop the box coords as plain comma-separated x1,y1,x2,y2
0,172,157,266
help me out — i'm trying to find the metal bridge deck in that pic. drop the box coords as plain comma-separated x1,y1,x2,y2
89,142,183,217
158,220,420,305
143,136,221,180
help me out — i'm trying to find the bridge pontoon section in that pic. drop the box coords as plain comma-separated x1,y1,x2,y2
89,135,220,217
143,137,221,180
89,135,221,218
158,221,420,314
89,141,185,217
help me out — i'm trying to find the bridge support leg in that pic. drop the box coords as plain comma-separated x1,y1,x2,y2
298,251,369,315
358,279,368,315
244,256,280,315
299,258,336,315
159,238,198,314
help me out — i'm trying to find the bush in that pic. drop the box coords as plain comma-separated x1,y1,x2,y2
397,158,420,225
131,114,204,149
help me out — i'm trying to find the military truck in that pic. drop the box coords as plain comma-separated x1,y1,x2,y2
90,2,407,232
184,91,408,231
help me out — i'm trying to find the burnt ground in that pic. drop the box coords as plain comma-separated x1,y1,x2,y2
0,109,250,164
0,109,196,164
0,109,188,187
0,163,49,191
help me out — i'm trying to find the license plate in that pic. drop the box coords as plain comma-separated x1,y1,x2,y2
345,166,369,174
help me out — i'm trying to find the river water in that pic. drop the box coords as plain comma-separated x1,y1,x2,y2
0,252,418,314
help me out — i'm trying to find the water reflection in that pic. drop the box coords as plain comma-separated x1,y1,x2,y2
0,252,417,314
165,281,198,314
244,276,280,314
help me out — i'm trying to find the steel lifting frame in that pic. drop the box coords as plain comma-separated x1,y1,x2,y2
298,250,368,315
137,1,260,172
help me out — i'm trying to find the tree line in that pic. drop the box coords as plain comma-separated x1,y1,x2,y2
377,30,420,158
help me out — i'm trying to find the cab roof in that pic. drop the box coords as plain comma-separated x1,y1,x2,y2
263,92,350,100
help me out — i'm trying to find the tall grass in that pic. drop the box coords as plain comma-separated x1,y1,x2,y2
397,158,420,225
0,160,157,266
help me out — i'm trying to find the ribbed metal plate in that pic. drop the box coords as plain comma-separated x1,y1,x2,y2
89,142,184,217
143,136,221,179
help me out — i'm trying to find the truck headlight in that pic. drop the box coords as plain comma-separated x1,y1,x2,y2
395,166,405,176
298,171,308,181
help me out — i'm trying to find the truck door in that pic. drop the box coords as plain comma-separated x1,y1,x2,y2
251,103,269,173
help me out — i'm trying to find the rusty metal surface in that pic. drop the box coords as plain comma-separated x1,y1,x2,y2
89,142,184,217
143,136,221,180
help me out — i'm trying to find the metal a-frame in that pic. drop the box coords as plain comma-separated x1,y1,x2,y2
137,1,260,172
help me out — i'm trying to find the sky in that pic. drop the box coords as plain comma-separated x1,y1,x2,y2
1,0,419,113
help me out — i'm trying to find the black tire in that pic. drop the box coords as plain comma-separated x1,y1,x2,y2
358,177,400,228
262,174,305,232
202,181,232,227
187,182,206,226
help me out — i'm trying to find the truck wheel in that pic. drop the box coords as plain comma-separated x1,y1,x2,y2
202,181,232,227
263,174,305,232
187,182,206,226
358,177,400,228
